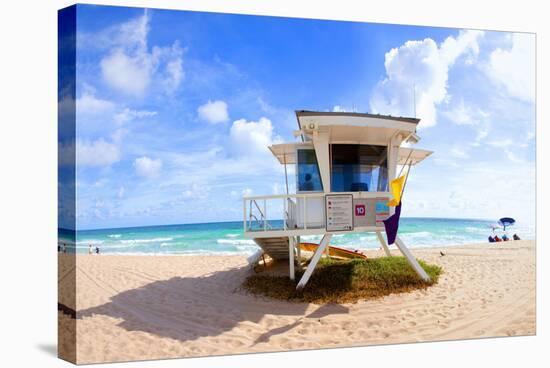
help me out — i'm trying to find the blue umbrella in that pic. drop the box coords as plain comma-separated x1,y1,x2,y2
498,217,515,231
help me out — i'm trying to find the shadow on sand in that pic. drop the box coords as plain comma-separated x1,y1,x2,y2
77,265,349,345
36,343,57,357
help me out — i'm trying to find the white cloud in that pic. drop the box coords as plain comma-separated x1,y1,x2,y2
449,146,469,159
58,140,75,167
114,108,157,124
487,33,535,102
404,162,535,224
77,139,120,167
197,100,229,124
441,98,489,126
76,90,115,115
242,188,253,197
370,30,484,128
182,183,209,200
118,186,125,198
487,138,515,148
134,156,162,178
99,11,184,96
229,117,280,156
332,105,354,113
101,49,152,96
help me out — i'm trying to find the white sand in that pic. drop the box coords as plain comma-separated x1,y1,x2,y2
58,240,535,364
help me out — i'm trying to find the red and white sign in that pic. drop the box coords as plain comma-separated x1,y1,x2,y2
355,204,366,216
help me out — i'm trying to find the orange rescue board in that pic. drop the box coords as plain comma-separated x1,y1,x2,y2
299,242,368,260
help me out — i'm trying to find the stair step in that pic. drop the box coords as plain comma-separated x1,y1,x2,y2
253,237,290,260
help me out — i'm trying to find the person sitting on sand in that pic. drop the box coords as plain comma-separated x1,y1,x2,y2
502,234,509,241
494,235,502,242
488,235,495,243
513,234,521,241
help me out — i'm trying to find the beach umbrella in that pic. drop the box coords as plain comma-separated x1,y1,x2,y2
498,217,515,231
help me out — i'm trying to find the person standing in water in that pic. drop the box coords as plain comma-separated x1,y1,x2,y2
95,246,100,255
88,244,93,255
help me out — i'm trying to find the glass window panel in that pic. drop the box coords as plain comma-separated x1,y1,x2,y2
331,144,388,192
297,149,323,192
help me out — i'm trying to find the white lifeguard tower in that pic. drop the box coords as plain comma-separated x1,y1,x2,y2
243,110,432,289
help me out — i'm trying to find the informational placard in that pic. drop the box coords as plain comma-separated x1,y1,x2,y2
325,194,354,232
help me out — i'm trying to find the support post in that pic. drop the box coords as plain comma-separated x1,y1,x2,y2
296,235,302,271
376,231,392,257
263,199,267,231
296,234,333,290
243,199,247,233
394,236,430,281
288,236,295,280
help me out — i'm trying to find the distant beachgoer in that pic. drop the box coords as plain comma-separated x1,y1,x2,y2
95,246,100,255
488,236,495,243
502,234,509,241
494,235,502,242
58,244,61,252
63,243,67,253
88,244,93,255
513,234,521,241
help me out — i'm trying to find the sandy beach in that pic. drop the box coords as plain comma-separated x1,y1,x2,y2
58,240,535,364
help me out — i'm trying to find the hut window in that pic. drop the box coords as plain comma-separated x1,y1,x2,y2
330,144,388,192
296,149,323,192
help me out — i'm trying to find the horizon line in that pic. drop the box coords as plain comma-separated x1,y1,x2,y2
62,215,501,232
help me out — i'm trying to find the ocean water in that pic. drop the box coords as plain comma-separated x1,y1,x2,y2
58,218,535,255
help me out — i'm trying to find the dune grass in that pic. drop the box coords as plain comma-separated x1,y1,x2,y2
243,256,442,304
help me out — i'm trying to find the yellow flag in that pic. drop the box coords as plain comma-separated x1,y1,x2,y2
387,175,405,207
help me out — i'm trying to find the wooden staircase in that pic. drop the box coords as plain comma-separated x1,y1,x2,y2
253,237,289,260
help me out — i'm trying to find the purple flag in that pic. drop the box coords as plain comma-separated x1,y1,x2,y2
383,202,402,245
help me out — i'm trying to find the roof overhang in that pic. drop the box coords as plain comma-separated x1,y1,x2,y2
397,147,433,165
268,142,313,164
296,110,419,130
295,110,419,144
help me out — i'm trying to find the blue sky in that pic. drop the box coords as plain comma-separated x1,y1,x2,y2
62,5,535,230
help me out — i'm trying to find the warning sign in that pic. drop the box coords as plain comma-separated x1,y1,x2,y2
325,194,353,232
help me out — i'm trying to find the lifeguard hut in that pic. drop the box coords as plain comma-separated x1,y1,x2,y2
243,111,432,289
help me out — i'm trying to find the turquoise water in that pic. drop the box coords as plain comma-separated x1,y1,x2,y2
59,218,535,255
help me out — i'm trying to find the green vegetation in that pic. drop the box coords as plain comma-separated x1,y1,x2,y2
243,256,442,304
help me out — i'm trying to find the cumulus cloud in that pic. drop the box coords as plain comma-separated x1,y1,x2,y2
441,98,489,126
134,156,162,178
98,11,184,96
114,108,157,124
487,33,535,102
197,100,229,124
370,30,484,128
229,117,280,156
76,90,115,115
77,139,120,167
182,183,209,200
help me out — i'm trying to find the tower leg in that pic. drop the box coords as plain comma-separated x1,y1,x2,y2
288,236,295,280
394,236,430,281
296,236,302,271
296,234,332,290
376,231,392,257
